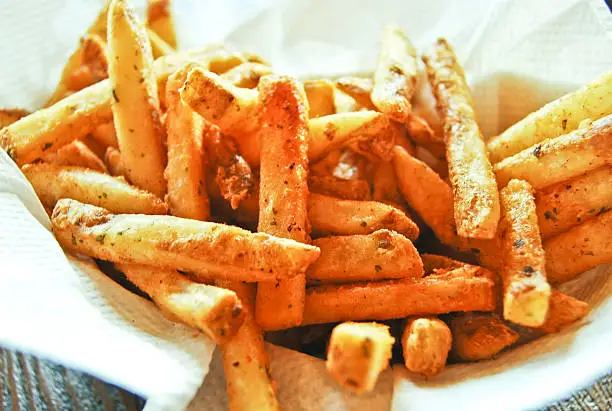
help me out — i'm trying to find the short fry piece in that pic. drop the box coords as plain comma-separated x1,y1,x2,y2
220,62,274,89
536,290,589,334
326,322,394,393
449,313,519,361
304,79,336,118
51,199,320,283
308,175,371,201
334,76,375,110
402,317,452,376
43,140,108,173
146,0,177,48
104,146,126,177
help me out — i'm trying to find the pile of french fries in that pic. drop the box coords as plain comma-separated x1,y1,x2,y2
1,0,610,406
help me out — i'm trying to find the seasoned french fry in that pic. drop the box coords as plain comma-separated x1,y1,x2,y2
43,140,108,173
535,167,612,239
118,264,244,343
304,79,336,118
64,34,109,92
0,80,112,166
371,26,418,122
308,193,419,240
108,0,167,198
220,62,274,89
51,199,321,283
536,290,589,333
402,316,452,376
0,108,30,128
499,179,550,327
23,163,167,215
421,254,465,275
544,210,612,283
326,322,394,393
104,146,125,177
91,122,118,148
303,265,496,325
412,69,444,140
146,0,177,48
308,175,371,201
146,27,175,58
307,229,423,283
449,313,519,361
334,76,376,110
494,115,612,190
487,71,612,163
423,38,500,239
405,112,442,151
372,161,404,205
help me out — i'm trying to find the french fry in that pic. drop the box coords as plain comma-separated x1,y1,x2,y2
535,167,612,239
255,75,311,330
494,115,612,190
449,313,519,361
334,76,376,110
308,193,419,240
118,264,244,343
146,0,177,48
0,108,30,128
91,122,118,148
51,199,321,283
536,290,589,334
423,38,500,239
64,34,109,92
402,316,452,376
304,79,336,118
371,26,418,122
543,210,612,283
0,80,112,166
333,88,362,113
372,161,404,205
307,229,423,283
22,163,167,215
421,254,465,275
326,322,394,393
499,179,551,327
104,146,125,177
303,265,496,325
405,112,442,151
221,62,274,89
146,27,175,58
309,175,371,201
412,69,444,141
108,0,167,198
487,71,612,163
43,140,108,173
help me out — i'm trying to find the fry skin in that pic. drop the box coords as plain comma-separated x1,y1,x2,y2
423,38,500,239
108,0,167,197
334,76,376,110
51,199,320,283
308,175,371,201
104,146,125,177
43,140,108,173
304,79,336,118
146,0,177,48
402,317,452,376
307,229,424,283
220,62,274,89
536,290,589,334
494,115,612,190
449,313,519,362
326,322,394,393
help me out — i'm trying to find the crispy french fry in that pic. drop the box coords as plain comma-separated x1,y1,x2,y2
326,322,394,393
544,210,612,283
494,115,612,190
304,79,336,118
220,62,274,89
372,161,404,205
146,0,176,48
91,122,118,148
402,316,452,376
108,0,167,198
449,313,519,361
333,88,362,113
371,26,418,122
421,254,465,275
499,179,551,327
104,146,125,177
51,199,320,283
487,71,612,163
64,34,109,92
0,108,30,128
334,76,376,110
536,290,589,333
307,229,423,283
308,175,371,201
0,80,112,166
146,27,175,58
535,167,612,239
119,264,244,343
423,38,500,239
308,193,419,240
405,112,443,152
43,140,108,173
303,265,496,325
329,149,366,182
412,69,444,140
23,163,167,215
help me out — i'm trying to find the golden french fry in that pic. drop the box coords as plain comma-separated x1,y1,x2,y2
303,265,496,325
402,316,452,376
119,264,244,343
449,313,519,361
334,76,376,110
220,62,274,89
544,210,612,283
372,161,404,205
326,322,394,393
371,25,418,122
104,146,125,177
535,166,612,239
146,0,177,48
0,108,30,128
487,71,612,163
308,175,371,201
412,69,444,140
333,88,362,113
0,80,112,166
64,34,109,92
304,79,336,118
42,140,108,173
91,122,118,148
308,229,423,283
146,27,175,58
536,290,589,334
108,0,167,198
494,115,612,190
405,112,443,152
51,199,320,283
420,254,465,275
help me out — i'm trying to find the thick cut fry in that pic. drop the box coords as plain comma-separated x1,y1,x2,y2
64,34,109,92
0,80,112,166
307,229,423,283
216,280,280,411
423,39,500,239
334,76,376,110
256,75,311,330
146,27,175,58
220,62,274,89
499,180,550,327
91,122,118,148
0,109,30,128
146,0,177,48
43,140,108,173
326,322,394,393
536,290,589,333
405,112,442,150
487,71,612,163
449,313,519,361
544,210,612,283
371,26,418,122
535,167,612,239
372,161,404,205
421,254,465,275
23,163,166,215
304,79,336,118
164,66,210,221
494,115,612,190
303,266,496,325
308,193,419,240
108,0,167,197
119,264,244,343
308,175,371,201
104,146,125,177
402,317,452,376
52,199,320,283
